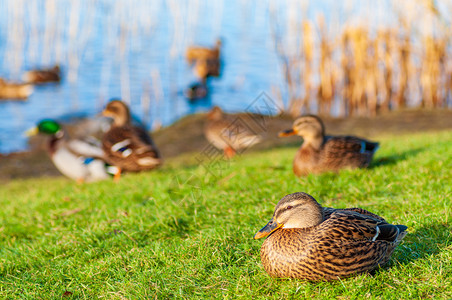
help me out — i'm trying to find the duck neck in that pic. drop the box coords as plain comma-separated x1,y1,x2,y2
283,204,324,229
303,209,323,228
302,135,323,150
49,135,63,155
112,114,130,127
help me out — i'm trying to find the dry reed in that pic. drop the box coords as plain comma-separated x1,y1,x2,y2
270,0,452,117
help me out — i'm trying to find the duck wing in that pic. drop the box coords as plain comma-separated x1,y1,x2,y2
324,136,378,154
307,211,407,277
323,207,386,222
207,118,261,150
66,138,106,159
321,136,379,168
321,211,406,243
102,125,161,170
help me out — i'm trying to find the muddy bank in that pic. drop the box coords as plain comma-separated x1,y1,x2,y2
1,109,451,182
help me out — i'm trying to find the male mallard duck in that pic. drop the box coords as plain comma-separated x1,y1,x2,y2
23,65,61,84
26,119,114,183
254,192,407,281
0,78,33,100
186,39,222,64
101,99,161,180
279,115,379,176
204,106,262,158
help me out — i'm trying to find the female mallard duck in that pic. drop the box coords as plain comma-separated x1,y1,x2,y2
101,99,161,179
204,106,262,158
23,65,61,84
279,115,379,176
254,192,407,281
26,119,115,183
0,78,33,100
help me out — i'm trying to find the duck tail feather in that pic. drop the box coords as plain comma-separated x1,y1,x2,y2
376,224,405,242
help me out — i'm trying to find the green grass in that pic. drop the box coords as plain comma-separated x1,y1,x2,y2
0,130,451,299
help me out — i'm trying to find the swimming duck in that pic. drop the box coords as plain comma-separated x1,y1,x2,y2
279,115,379,176
26,119,115,183
186,39,222,64
204,106,262,158
101,99,162,180
23,65,61,84
0,78,33,100
254,192,407,281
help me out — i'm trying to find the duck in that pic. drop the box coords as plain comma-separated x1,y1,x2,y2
101,99,162,180
26,119,115,183
0,78,33,100
254,192,407,281
204,106,262,158
186,38,222,64
23,65,61,84
187,39,222,80
279,115,379,176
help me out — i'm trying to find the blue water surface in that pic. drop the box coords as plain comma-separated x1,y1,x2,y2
0,0,396,153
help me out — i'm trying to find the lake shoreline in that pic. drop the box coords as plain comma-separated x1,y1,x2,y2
1,108,451,182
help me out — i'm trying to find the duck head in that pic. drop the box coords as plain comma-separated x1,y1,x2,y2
26,119,63,138
207,106,223,121
254,192,323,239
102,99,131,126
279,115,325,140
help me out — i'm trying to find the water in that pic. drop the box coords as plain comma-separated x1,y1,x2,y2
0,0,427,153
0,0,290,153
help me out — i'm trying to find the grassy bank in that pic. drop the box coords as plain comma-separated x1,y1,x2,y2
0,130,451,298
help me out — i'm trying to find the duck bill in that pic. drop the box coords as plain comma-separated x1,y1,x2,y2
24,127,39,137
278,129,296,137
101,110,113,118
253,218,283,239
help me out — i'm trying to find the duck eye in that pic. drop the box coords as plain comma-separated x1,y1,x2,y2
287,206,293,210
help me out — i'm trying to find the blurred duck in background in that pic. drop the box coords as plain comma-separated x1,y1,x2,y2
279,115,379,176
101,99,162,181
204,106,262,158
184,39,222,101
23,65,62,84
25,119,115,183
0,78,33,100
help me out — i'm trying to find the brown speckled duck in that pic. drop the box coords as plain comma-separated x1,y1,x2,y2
279,115,379,176
23,65,61,84
254,192,407,281
101,100,161,180
204,106,262,158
